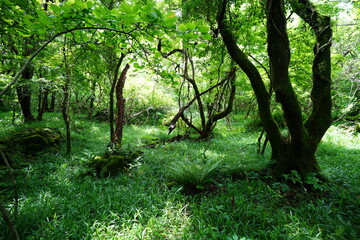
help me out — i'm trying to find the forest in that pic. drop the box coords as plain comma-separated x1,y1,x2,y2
0,0,359,239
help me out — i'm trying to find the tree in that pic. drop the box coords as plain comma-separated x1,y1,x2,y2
154,20,237,138
332,2,360,123
216,0,332,177
0,0,43,122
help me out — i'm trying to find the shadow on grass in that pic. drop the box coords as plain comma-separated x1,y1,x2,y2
1,118,359,239
180,137,360,239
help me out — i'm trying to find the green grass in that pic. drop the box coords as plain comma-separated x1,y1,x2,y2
0,112,359,239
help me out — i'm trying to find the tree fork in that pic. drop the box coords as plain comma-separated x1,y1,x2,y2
168,68,236,135
290,0,333,147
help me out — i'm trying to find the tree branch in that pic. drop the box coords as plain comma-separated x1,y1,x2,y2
217,0,282,155
0,26,137,98
168,68,236,134
290,0,333,145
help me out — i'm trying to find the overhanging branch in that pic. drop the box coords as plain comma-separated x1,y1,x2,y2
0,26,137,98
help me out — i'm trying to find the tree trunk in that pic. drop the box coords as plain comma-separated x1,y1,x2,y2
37,87,49,121
218,0,332,177
265,0,318,176
109,53,125,144
48,93,56,112
0,202,20,240
290,0,333,147
168,67,236,137
16,66,35,123
202,67,237,138
183,51,206,129
217,0,283,159
62,45,71,156
112,64,130,146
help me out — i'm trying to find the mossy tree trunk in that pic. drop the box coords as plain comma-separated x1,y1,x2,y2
217,0,332,177
15,36,36,123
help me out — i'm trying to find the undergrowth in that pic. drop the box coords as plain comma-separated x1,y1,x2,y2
0,112,359,239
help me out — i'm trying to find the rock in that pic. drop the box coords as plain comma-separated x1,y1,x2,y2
0,127,63,165
87,148,143,177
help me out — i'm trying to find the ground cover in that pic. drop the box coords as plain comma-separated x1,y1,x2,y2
0,112,359,239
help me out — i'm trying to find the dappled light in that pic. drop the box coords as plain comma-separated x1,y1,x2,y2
1,0,359,239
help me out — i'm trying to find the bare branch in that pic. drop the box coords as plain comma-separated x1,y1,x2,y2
168,68,236,134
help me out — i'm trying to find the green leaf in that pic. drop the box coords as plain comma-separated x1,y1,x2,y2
123,14,137,25
120,3,133,14
154,52,162,58
201,33,212,41
185,22,196,30
49,4,61,14
197,43,207,48
86,1,93,8
198,25,210,33
165,12,176,20
146,35,154,42
178,23,186,32
65,0,75,6
184,32,198,40
133,63,143,69
154,8,163,19
110,8,120,17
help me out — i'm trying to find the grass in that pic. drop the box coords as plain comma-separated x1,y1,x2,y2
0,112,359,239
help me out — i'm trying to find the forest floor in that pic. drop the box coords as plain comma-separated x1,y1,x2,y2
0,112,359,240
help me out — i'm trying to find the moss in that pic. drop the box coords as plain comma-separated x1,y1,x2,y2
87,148,143,177
0,127,63,166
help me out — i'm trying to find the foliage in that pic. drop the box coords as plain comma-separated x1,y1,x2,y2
123,74,177,125
0,112,358,239
168,157,222,193
0,1,359,238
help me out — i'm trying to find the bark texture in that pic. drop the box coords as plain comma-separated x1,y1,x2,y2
109,53,125,144
112,64,130,146
218,0,332,177
217,0,283,159
290,0,333,147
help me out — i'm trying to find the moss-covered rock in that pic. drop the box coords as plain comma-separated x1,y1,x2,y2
87,147,143,177
13,128,61,152
0,127,63,165
13,128,63,154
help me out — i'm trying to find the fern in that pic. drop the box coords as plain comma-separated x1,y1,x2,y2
169,158,222,187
